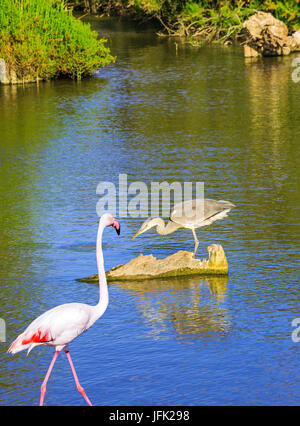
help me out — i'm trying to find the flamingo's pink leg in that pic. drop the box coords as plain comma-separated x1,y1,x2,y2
40,350,59,406
65,350,92,406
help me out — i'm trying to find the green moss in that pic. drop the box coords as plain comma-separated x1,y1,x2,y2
77,265,228,283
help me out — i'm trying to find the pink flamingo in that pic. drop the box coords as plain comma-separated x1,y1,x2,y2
8,213,120,406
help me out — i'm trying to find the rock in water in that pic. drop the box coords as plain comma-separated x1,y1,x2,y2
292,30,300,50
78,244,229,283
242,11,299,57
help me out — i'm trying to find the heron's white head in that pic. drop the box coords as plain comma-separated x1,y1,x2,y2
100,213,120,235
131,217,157,240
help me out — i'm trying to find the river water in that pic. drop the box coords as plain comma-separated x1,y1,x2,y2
0,17,300,406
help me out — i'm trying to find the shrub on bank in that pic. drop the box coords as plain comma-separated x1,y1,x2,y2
0,0,114,81
72,0,300,42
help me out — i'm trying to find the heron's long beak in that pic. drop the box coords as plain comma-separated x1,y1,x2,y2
131,230,143,240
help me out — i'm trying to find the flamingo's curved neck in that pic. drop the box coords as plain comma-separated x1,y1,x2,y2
95,222,109,318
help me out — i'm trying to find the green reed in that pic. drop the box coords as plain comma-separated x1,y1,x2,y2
0,0,114,81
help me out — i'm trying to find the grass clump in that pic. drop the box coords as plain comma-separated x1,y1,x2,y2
0,0,114,81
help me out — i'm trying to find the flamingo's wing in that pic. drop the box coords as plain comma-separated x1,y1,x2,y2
8,303,92,354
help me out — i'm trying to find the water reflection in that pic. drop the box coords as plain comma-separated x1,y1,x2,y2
114,275,229,340
240,54,300,253
245,54,294,145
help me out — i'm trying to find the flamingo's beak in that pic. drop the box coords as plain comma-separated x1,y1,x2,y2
112,219,120,235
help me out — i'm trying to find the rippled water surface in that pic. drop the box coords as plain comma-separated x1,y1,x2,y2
1,17,300,406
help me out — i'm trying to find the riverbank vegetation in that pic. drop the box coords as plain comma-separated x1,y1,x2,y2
0,0,114,82
73,1,300,43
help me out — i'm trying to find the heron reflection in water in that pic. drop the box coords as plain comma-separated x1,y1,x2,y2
116,275,230,338
132,198,236,256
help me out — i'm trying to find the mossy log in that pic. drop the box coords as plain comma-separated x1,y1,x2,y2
78,244,229,283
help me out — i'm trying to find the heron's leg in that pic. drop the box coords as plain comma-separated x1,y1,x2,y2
64,349,92,406
192,229,199,257
40,350,59,406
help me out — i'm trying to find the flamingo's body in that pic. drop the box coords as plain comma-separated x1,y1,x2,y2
8,302,103,354
8,213,120,406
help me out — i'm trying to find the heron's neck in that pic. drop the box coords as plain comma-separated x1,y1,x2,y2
153,218,180,235
95,222,109,317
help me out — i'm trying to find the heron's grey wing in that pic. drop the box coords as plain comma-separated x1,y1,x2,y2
170,199,235,228
170,199,203,227
204,199,236,218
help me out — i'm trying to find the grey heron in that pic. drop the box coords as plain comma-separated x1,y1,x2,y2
131,198,236,257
